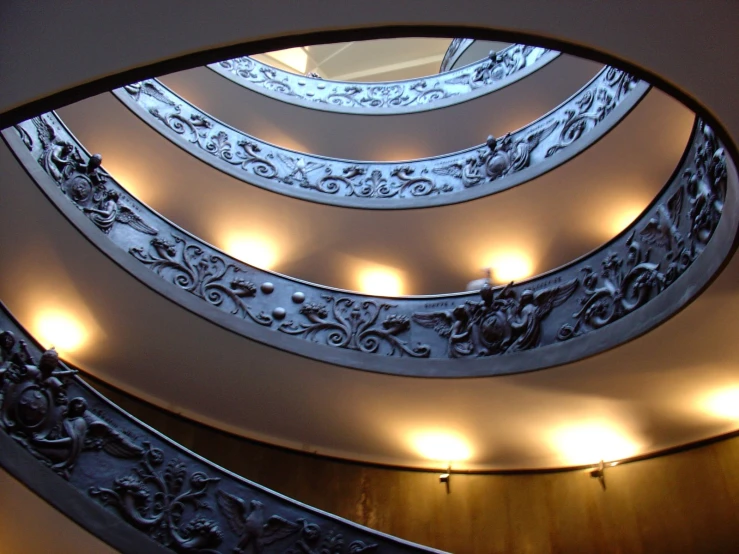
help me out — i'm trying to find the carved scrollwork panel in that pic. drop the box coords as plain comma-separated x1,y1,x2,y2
113,67,648,208
209,44,558,115
6,111,732,376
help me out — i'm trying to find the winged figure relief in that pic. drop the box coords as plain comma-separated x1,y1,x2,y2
507,278,579,352
413,278,578,358
26,396,143,478
639,187,684,256
216,490,300,553
413,304,477,358
32,117,78,182
83,189,158,235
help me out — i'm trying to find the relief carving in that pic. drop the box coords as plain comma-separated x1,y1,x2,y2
278,296,430,358
414,279,578,357
559,121,726,340
130,235,272,326
90,443,224,552
212,44,553,114
11,112,729,369
217,489,378,554
0,339,142,479
118,66,642,203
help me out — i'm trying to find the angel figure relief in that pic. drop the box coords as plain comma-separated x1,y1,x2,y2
413,279,578,358
26,117,158,236
83,188,158,235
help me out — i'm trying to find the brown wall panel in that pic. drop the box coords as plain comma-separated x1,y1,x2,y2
91,379,739,554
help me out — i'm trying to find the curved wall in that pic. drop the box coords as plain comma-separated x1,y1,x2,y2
82,378,739,554
55,88,691,294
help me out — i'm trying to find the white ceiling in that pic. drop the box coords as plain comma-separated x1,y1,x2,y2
253,38,453,81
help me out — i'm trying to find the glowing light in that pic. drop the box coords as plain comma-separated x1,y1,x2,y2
358,267,403,296
550,422,640,466
223,235,278,270
609,207,644,236
264,47,309,74
34,311,87,354
702,386,739,420
486,251,534,283
412,432,472,462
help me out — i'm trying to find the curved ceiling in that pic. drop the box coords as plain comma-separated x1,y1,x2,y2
0,2,738,472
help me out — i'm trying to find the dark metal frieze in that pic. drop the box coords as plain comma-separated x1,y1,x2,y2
129,235,273,326
558,122,727,340
0,338,143,480
7,112,731,376
209,44,558,115
0,309,444,553
439,38,475,73
277,296,431,357
413,279,578,358
113,68,648,208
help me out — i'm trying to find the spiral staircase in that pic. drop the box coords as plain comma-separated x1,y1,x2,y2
1,2,738,553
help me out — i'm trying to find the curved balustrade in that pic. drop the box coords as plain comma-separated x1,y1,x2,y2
209,44,558,115
0,305,443,554
439,38,475,73
113,67,648,209
5,110,736,377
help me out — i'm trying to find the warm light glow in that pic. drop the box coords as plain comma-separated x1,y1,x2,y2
486,251,534,283
223,235,278,270
609,207,644,236
550,422,640,465
264,47,309,73
358,267,404,296
702,386,739,420
35,311,87,354
412,432,472,462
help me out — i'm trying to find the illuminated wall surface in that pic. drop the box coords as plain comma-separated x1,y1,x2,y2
62,380,736,554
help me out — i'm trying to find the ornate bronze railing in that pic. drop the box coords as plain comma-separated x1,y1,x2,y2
439,38,475,73
0,304,445,553
209,44,558,115
5,110,735,378
113,67,648,209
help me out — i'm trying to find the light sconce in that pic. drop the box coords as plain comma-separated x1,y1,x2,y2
588,460,619,491
439,464,452,494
